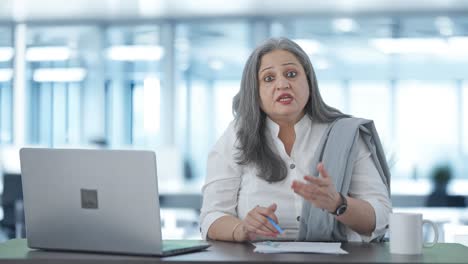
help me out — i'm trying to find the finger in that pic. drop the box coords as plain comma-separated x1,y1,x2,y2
252,206,280,233
303,175,328,187
256,205,279,223
244,220,276,237
244,217,274,235
268,213,279,224
245,224,277,238
292,185,327,208
291,181,318,201
317,163,331,179
256,204,276,214
292,187,312,200
255,204,280,224
293,188,320,208
291,181,309,194
255,229,278,237
292,180,314,190
294,187,317,200
292,181,335,210
292,180,321,194
267,203,277,212
291,180,306,192
247,211,279,234
253,214,280,234
306,181,335,201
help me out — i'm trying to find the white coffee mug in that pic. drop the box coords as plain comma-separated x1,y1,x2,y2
389,212,439,255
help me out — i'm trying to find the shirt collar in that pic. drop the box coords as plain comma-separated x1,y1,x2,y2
265,114,311,138
266,117,280,138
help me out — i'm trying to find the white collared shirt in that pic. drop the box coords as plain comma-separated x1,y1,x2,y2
200,115,392,241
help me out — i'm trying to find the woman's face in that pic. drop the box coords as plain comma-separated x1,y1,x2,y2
258,49,310,124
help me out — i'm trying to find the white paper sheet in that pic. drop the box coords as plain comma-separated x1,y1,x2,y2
252,241,348,254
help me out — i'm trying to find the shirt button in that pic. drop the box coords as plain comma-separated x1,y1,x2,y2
296,216,300,222
290,164,296,169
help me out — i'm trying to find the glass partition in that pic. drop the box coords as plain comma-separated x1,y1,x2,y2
105,25,164,147
0,26,13,144
395,81,458,180
464,82,468,156
1,14,467,193
349,81,392,146
26,25,101,147
271,15,468,194
174,20,250,183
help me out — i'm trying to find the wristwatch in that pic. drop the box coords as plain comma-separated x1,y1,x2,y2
332,193,348,216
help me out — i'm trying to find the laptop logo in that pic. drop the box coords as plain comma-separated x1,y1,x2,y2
81,189,99,209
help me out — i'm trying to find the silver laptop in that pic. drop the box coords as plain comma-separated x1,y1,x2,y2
19,148,210,256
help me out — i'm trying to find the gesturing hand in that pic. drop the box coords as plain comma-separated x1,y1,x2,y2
236,203,280,241
291,162,341,213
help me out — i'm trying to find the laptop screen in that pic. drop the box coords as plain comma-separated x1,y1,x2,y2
20,148,167,255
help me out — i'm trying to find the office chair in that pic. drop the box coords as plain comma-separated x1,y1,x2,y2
0,172,25,238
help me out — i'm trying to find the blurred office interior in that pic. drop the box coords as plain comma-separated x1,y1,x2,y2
0,0,467,243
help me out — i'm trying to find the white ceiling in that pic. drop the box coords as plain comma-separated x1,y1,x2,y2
1,0,468,22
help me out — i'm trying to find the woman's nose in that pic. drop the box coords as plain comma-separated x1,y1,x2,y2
275,77,290,90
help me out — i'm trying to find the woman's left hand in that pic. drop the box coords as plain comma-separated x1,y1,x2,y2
291,162,341,213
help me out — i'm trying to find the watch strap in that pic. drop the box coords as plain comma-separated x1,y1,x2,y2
332,192,347,216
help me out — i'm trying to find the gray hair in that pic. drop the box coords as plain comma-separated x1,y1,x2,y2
232,37,348,183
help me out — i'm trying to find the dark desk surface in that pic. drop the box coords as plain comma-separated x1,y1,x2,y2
0,239,467,264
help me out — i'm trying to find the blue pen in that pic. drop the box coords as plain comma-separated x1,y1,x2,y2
266,216,284,234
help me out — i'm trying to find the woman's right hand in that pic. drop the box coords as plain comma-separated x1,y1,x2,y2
234,203,280,241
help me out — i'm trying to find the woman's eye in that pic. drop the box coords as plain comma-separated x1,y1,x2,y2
264,76,274,82
286,71,297,78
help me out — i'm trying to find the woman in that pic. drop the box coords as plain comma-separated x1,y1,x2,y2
200,37,391,242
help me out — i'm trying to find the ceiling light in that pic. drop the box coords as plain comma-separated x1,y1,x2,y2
332,18,358,33
209,59,224,70
138,0,165,17
435,16,453,37
370,38,447,54
0,68,13,82
107,45,164,61
26,46,71,61
314,58,330,70
0,47,14,62
33,68,86,82
293,39,321,55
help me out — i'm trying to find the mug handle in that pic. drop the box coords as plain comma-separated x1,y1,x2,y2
422,219,439,247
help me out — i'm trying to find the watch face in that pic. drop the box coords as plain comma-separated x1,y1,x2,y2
336,205,347,216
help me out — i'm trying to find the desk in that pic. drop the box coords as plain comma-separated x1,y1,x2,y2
0,239,467,264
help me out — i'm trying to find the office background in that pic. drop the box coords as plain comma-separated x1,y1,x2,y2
0,0,467,242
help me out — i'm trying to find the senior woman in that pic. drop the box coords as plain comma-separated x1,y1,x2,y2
200,37,391,243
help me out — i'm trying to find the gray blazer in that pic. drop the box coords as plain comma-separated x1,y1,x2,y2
297,117,391,242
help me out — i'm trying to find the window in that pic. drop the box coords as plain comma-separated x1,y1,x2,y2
214,81,239,139
175,21,250,181
349,81,392,146
132,77,161,146
395,81,458,179
0,26,13,143
463,82,468,156
272,15,468,190
319,81,347,113
26,26,100,147
0,79,13,144
1,15,467,196
105,25,164,147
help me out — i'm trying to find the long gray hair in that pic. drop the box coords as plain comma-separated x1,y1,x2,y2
232,37,348,183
